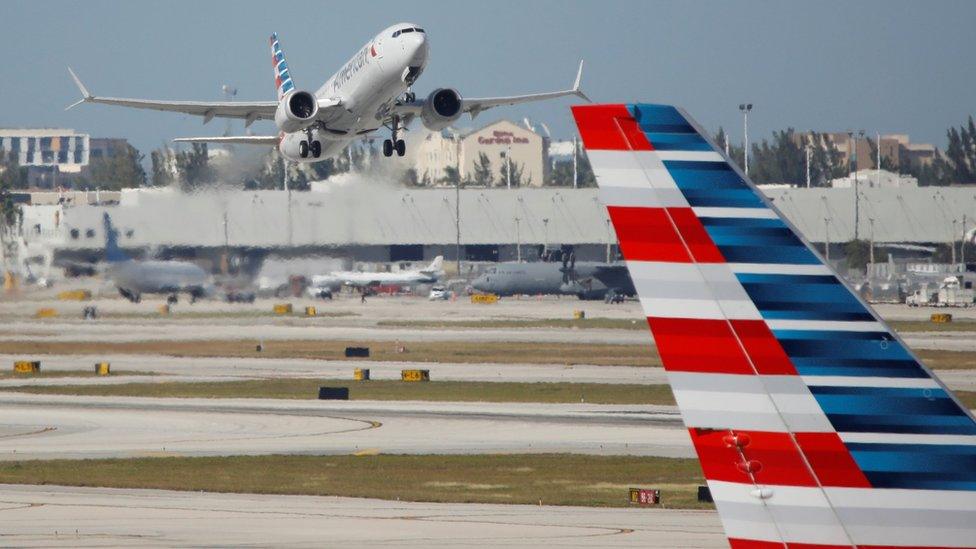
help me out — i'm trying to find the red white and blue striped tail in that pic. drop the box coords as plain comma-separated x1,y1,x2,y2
572,103,976,549
270,32,295,100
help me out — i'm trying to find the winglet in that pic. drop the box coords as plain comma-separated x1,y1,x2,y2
65,66,92,111
572,60,591,103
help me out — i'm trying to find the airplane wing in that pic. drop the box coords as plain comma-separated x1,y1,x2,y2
392,60,590,120
573,103,976,548
66,67,279,126
173,136,280,145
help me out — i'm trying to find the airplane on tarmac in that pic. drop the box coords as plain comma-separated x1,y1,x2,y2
66,23,589,162
102,213,214,303
308,256,443,298
471,260,635,301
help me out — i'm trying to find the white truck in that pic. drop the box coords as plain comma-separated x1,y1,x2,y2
936,276,975,307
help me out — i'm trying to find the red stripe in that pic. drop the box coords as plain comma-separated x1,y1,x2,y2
729,320,797,375
730,540,962,549
607,206,691,263
794,432,872,488
690,429,817,487
648,318,753,374
667,207,725,262
571,104,652,151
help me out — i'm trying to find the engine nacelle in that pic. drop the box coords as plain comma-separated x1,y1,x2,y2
274,90,319,134
420,88,463,131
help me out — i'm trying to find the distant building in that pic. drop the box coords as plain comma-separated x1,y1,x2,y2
830,169,918,189
0,129,89,188
792,131,938,171
0,129,137,189
413,120,548,187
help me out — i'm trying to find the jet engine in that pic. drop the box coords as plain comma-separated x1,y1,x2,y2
274,90,319,133
420,88,463,131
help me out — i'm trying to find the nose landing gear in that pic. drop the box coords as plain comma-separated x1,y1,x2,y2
383,115,406,158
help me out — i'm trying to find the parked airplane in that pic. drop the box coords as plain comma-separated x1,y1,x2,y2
308,256,443,298
67,23,588,162
102,213,213,303
574,103,976,548
471,260,634,300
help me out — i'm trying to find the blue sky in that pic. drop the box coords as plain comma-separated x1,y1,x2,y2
3,0,974,157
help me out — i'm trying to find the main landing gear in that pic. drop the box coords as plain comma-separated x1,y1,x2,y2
298,127,322,159
383,115,406,157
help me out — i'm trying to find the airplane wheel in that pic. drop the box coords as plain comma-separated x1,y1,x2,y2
383,139,394,157
133,293,141,303
299,140,309,158
395,139,406,157
405,92,416,103
311,140,321,158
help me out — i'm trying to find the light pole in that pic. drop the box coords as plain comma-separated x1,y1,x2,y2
542,217,549,252
869,217,875,266
514,216,521,262
824,217,830,261
805,144,812,188
739,103,752,175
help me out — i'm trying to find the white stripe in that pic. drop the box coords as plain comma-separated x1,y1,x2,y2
840,432,976,446
708,480,851,546
692,206,779,219
597,185,688,208
654,150,724,162
639,297,725,319
629,261,761,320
802,375,941,389
710,480,976,547
765,319,884,332
668,372,833,432
727,263,833,275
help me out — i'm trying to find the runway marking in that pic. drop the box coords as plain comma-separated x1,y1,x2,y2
0,426,56,440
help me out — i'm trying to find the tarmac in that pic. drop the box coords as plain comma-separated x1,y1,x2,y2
0,484,726,548
0,393,691,460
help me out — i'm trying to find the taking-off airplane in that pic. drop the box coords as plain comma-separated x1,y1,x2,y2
67,23,589,162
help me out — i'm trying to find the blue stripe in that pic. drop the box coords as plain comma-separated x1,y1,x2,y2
629,104,695,134
792,358,928,378
699,216,784,228
848,443,976,489
644,133,711,151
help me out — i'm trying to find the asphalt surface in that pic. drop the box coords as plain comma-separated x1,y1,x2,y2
0,484,726,548
0,393,690,460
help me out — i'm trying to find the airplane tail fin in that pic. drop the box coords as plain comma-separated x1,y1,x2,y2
573,103,976,548
102,213,129,263
270,33,295,100
424,256,444,273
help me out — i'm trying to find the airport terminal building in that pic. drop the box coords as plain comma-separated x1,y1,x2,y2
15,182,976,277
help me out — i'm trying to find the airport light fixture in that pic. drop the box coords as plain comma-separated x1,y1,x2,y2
738,103,752,175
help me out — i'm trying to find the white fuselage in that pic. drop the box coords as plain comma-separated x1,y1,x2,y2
311,269,440,290
279,23,429,162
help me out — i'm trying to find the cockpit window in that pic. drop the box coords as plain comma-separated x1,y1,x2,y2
393,27,424,38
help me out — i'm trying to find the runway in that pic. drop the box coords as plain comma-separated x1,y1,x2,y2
0,484,725,548
0,393,690,460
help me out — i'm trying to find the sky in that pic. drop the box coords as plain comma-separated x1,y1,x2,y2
3,0,975,158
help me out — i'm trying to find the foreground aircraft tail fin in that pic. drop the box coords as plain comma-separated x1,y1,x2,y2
270,33,295,100
572,103,976,548
102,213,129,263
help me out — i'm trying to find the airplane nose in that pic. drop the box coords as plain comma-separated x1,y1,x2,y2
405,33,428,63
